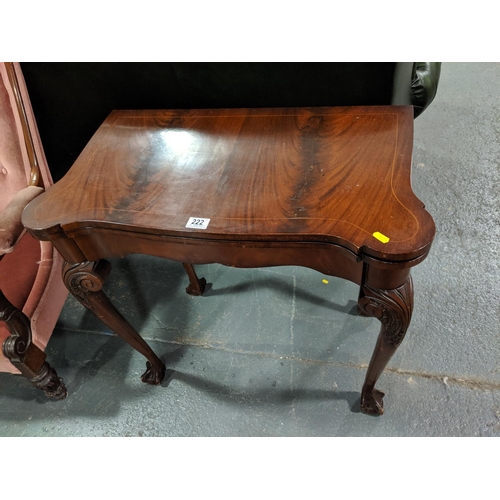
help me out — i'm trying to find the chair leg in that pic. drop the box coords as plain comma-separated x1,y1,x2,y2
182,263,206,296
0,289,67,399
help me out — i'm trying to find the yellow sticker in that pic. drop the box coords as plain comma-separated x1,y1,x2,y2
322,279,329,284
373,231,390,244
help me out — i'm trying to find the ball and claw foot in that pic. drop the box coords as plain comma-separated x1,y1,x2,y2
360,388,385,415
141,361,166,385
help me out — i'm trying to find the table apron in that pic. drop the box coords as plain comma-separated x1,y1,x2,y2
54,228,368,285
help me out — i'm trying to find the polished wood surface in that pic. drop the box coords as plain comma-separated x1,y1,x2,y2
22,105,436,415
23,106,434,263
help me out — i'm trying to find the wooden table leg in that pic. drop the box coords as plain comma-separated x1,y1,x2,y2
357,275,414,415
182,263,206,296
62,260,166,384
1,289,67,399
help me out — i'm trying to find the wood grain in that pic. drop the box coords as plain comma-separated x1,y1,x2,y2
23,106,435,263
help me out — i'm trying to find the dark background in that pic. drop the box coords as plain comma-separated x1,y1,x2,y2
21,63,397,181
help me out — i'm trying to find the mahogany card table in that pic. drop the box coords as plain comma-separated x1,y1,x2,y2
22,106,435,415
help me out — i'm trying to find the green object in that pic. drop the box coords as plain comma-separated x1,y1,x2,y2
412,62,442,117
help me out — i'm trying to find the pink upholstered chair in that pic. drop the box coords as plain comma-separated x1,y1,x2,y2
0,62,68,398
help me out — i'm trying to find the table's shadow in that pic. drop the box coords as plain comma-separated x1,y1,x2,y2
161,366,363,414
204,277,359,316
0,262,369,421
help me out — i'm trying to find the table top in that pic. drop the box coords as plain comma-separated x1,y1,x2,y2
23,106,435,262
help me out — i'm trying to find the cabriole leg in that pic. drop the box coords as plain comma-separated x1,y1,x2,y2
0,289,67,399
62,260,166,384
357,275,414,415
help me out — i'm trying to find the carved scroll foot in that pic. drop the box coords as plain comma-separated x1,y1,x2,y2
62,260,166,385
183,263,206,296
357,276,414,416
1,289,67,399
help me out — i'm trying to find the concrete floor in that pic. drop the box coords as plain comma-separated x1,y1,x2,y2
1,62,499,436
